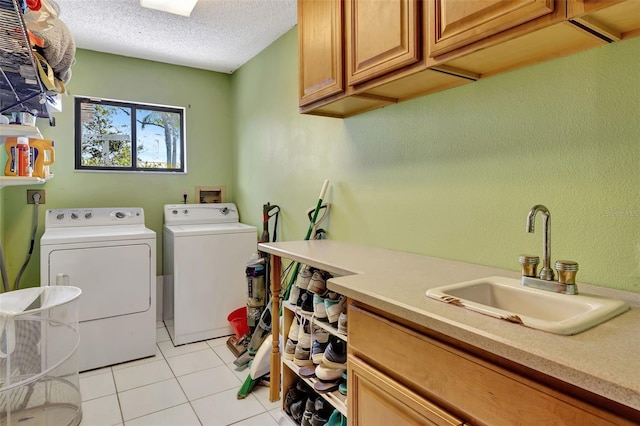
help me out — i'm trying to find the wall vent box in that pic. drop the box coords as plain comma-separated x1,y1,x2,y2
196,186,225,203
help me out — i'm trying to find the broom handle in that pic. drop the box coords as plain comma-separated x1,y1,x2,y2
270,180,329,402
284,180,330,295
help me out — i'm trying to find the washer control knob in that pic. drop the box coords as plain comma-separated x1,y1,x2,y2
172,210,178,215
56,213,65,220
85,212,92,219
183,209,189,214
71,213,78,220
115,211,126,219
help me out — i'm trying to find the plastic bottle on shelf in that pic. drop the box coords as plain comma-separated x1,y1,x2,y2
29,138,55,178
17,136,32,177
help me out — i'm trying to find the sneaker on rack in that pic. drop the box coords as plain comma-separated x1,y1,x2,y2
315,362,345,381
298,290,315,315
311,324,329,343
297,265,315,290
287,283,301,305
326,409,347,426
283,338,297,360
311,340,329,364
322,336,347,369
287,317,300,342
337,312,347,334
310,398,332,426
301,396,316,426
297,316,312,349
325,295,346,325
294,345,313,367
308,270,331,295
285,381,310,415
313,294,328,321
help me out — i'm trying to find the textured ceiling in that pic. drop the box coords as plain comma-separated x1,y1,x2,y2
54,0,297,73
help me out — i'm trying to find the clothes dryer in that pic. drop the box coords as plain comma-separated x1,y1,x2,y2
163,203,256,345
40,208,156,371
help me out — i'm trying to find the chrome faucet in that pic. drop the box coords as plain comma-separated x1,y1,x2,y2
526,204,554,281
520,205,579,295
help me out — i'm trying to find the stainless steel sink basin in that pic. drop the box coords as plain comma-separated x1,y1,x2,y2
426,276,629,335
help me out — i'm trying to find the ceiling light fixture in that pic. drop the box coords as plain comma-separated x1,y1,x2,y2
140,0,198,17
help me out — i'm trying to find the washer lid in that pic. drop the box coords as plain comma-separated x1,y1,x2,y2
164,222,256,237
41,226,156,245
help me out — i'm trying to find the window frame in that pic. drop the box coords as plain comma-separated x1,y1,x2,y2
74,96,186,173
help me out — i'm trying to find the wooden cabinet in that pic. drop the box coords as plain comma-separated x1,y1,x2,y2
430,0,555,56
348,303,638,425
345,0,421,86
298,0,344,106
349,355,463,426
297,0,640,118
568,0,640,41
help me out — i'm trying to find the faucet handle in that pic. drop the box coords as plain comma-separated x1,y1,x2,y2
555,260,579,284
518,254,540,277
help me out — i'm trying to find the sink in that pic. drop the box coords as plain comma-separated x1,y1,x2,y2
425,276,629,335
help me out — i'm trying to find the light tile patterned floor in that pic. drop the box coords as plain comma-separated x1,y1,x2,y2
79,322,285,426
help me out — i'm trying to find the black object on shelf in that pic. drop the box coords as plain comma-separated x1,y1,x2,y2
0,0,56,125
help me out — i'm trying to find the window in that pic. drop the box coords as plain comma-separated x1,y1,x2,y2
74,97,185,172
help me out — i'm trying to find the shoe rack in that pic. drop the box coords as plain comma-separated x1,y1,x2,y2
282,300,348,422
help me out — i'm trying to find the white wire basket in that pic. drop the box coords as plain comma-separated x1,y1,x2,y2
0,286,82,426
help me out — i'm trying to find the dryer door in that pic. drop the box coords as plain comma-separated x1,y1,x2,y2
48,243,152,322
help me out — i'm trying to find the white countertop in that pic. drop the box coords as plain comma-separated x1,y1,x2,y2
258,239,640,412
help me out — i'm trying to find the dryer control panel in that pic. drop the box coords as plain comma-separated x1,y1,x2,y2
45,208,145,228
164,203,240,225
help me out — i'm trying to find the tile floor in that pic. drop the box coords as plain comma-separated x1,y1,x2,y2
78,322,285,426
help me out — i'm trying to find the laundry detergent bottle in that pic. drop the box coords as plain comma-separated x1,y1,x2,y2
29,138,55,178
4,137,18,176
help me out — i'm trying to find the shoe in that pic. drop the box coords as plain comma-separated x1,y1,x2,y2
313,294,328,321
326,409,346,426
297,265,315,290
337,312,347,334
298,290,314,315
297,317,312,348
294,345,313,366
325,295,346,325
283,338,296,360
310,410,331,426
301,396,316,426
339,371,347,395
311,324,329,343
315,363,345,381
287,317,300,341
284,381,309,415
308,270,330,295
322,337,347,369
290,399,305,423
311,340,329,364
287,283,301,305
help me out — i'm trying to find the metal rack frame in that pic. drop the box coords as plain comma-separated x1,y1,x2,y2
0,0,55,125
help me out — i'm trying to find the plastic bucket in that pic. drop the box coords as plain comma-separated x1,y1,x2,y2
227,307,249,339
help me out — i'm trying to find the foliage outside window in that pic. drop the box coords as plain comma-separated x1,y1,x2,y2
75,97,185,172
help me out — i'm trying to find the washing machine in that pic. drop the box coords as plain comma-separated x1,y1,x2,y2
163,203,257,346
40,207,156,371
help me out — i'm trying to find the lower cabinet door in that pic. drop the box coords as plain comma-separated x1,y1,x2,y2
348,355,463,426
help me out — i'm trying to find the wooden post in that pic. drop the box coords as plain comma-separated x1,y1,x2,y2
269,254,282,402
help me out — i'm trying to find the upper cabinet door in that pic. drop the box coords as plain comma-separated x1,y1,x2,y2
346,0,421,86
298,0,344,107
429,0,555,57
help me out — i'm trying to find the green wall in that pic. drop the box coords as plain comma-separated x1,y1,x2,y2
1,49,235,288
232,29,640,293
2,29,639,294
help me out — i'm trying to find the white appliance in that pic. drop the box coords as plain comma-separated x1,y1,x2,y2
40,207,156,371
163,203,257,346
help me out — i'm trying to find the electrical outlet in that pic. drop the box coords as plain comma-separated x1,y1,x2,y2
27,189,46,204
